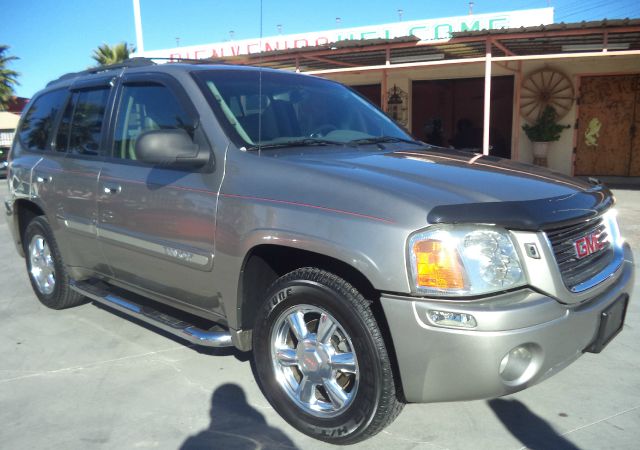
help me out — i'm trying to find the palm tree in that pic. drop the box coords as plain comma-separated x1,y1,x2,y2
0,45,19,111
92,42,134,66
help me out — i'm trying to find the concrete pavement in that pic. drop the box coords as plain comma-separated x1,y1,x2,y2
1,184,638,450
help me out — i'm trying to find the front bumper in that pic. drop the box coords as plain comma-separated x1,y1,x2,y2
382,243,634,403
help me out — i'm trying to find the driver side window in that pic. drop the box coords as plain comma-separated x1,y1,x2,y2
113,83,195,160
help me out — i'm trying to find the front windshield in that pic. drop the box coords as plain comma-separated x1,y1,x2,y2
193,69,411,147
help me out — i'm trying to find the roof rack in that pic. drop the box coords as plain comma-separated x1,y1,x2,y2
47,58,157,86
145,56,226,65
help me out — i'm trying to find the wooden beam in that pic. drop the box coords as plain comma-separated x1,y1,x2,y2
491,38,516,56
302,54,359,67
492,49,640,62
512,61,523,161
305,49,640,75
307,56,488,75
382,70,388,112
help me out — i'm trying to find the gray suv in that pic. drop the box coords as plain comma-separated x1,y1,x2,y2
5,59,635,444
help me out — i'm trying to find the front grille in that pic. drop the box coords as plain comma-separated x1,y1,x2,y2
545,216,615,291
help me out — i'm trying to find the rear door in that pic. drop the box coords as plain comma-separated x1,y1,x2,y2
50,79,114,275
97,72,223,314
13,88,68,227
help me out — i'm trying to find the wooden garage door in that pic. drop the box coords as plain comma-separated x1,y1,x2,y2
575,75,640,176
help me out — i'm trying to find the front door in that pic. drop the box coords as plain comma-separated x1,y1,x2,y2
575,74,640,176
97,73,223,315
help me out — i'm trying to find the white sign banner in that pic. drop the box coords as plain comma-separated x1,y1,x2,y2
137,8,554,60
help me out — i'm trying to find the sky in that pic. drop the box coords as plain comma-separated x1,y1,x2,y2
2,0,639,99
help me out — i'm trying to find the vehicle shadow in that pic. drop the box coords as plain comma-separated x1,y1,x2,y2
180,383,299,450
488,398,580,450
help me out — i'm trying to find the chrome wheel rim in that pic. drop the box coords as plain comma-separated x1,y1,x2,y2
271,304,359,417
29,234,56,295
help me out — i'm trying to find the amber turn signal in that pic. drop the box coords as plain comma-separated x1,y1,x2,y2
413,239,465,289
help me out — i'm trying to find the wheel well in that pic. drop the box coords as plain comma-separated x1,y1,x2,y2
239,245,378,331
16,200,45,248
238,244,406,401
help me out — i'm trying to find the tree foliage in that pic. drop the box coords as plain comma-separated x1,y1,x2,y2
92,42,134,66
0,45,20,111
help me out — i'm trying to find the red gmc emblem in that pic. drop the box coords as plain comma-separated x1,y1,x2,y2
574,232,605,259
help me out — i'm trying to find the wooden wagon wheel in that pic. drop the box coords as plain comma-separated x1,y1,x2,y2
520,68,574,122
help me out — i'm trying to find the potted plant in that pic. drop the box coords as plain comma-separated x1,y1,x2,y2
522,106,569,160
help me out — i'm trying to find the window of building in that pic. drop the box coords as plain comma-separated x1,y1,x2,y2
56,88,110,155
18,89,68,151
113,83,196,160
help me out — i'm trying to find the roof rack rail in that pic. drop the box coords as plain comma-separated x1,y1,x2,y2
146,56,223,65
47,58,157,86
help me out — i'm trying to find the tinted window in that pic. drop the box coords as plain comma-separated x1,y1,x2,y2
113,83,195,160
56,88,110,155
18,90,67,151
193,70,410,147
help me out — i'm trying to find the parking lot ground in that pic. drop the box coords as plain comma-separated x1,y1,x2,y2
1,183,639,450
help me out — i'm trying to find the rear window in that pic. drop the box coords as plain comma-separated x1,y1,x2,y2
18,89,68,151
56,87,110,155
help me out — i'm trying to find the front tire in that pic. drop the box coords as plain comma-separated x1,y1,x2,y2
23,216,84,309
252,268,404,444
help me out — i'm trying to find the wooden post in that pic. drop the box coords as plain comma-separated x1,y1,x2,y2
512,61,523,161
483,40,492,155
382,70,388,112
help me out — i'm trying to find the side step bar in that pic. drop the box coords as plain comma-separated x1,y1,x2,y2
71,281,233,348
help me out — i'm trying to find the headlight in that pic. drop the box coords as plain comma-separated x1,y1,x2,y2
408,225,525,297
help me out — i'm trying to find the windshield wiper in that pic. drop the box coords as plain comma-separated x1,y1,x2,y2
347,136,426,147
245,138,343,151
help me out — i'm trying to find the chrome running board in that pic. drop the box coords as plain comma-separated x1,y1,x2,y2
71,281,233,348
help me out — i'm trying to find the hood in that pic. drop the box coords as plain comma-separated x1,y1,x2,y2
271,146,611,230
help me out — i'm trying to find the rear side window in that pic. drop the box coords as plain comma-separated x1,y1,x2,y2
56,87,110,155
18,89,67,151
113,83,196,160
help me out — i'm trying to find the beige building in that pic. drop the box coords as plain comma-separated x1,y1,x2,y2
0,111,21,150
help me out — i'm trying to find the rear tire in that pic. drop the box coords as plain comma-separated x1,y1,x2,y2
252,268,404,444
24,216,84,309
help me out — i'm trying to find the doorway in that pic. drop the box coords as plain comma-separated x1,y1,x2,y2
352,84,382,107
411,77,514,158
574,74,640,176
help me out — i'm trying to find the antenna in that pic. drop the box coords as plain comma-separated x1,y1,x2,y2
468,1,474,15
258,0,263,156
398,9,404,21
277,24,283,34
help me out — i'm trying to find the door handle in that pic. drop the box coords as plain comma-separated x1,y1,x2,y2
103,184,122,195
35,175,52,184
